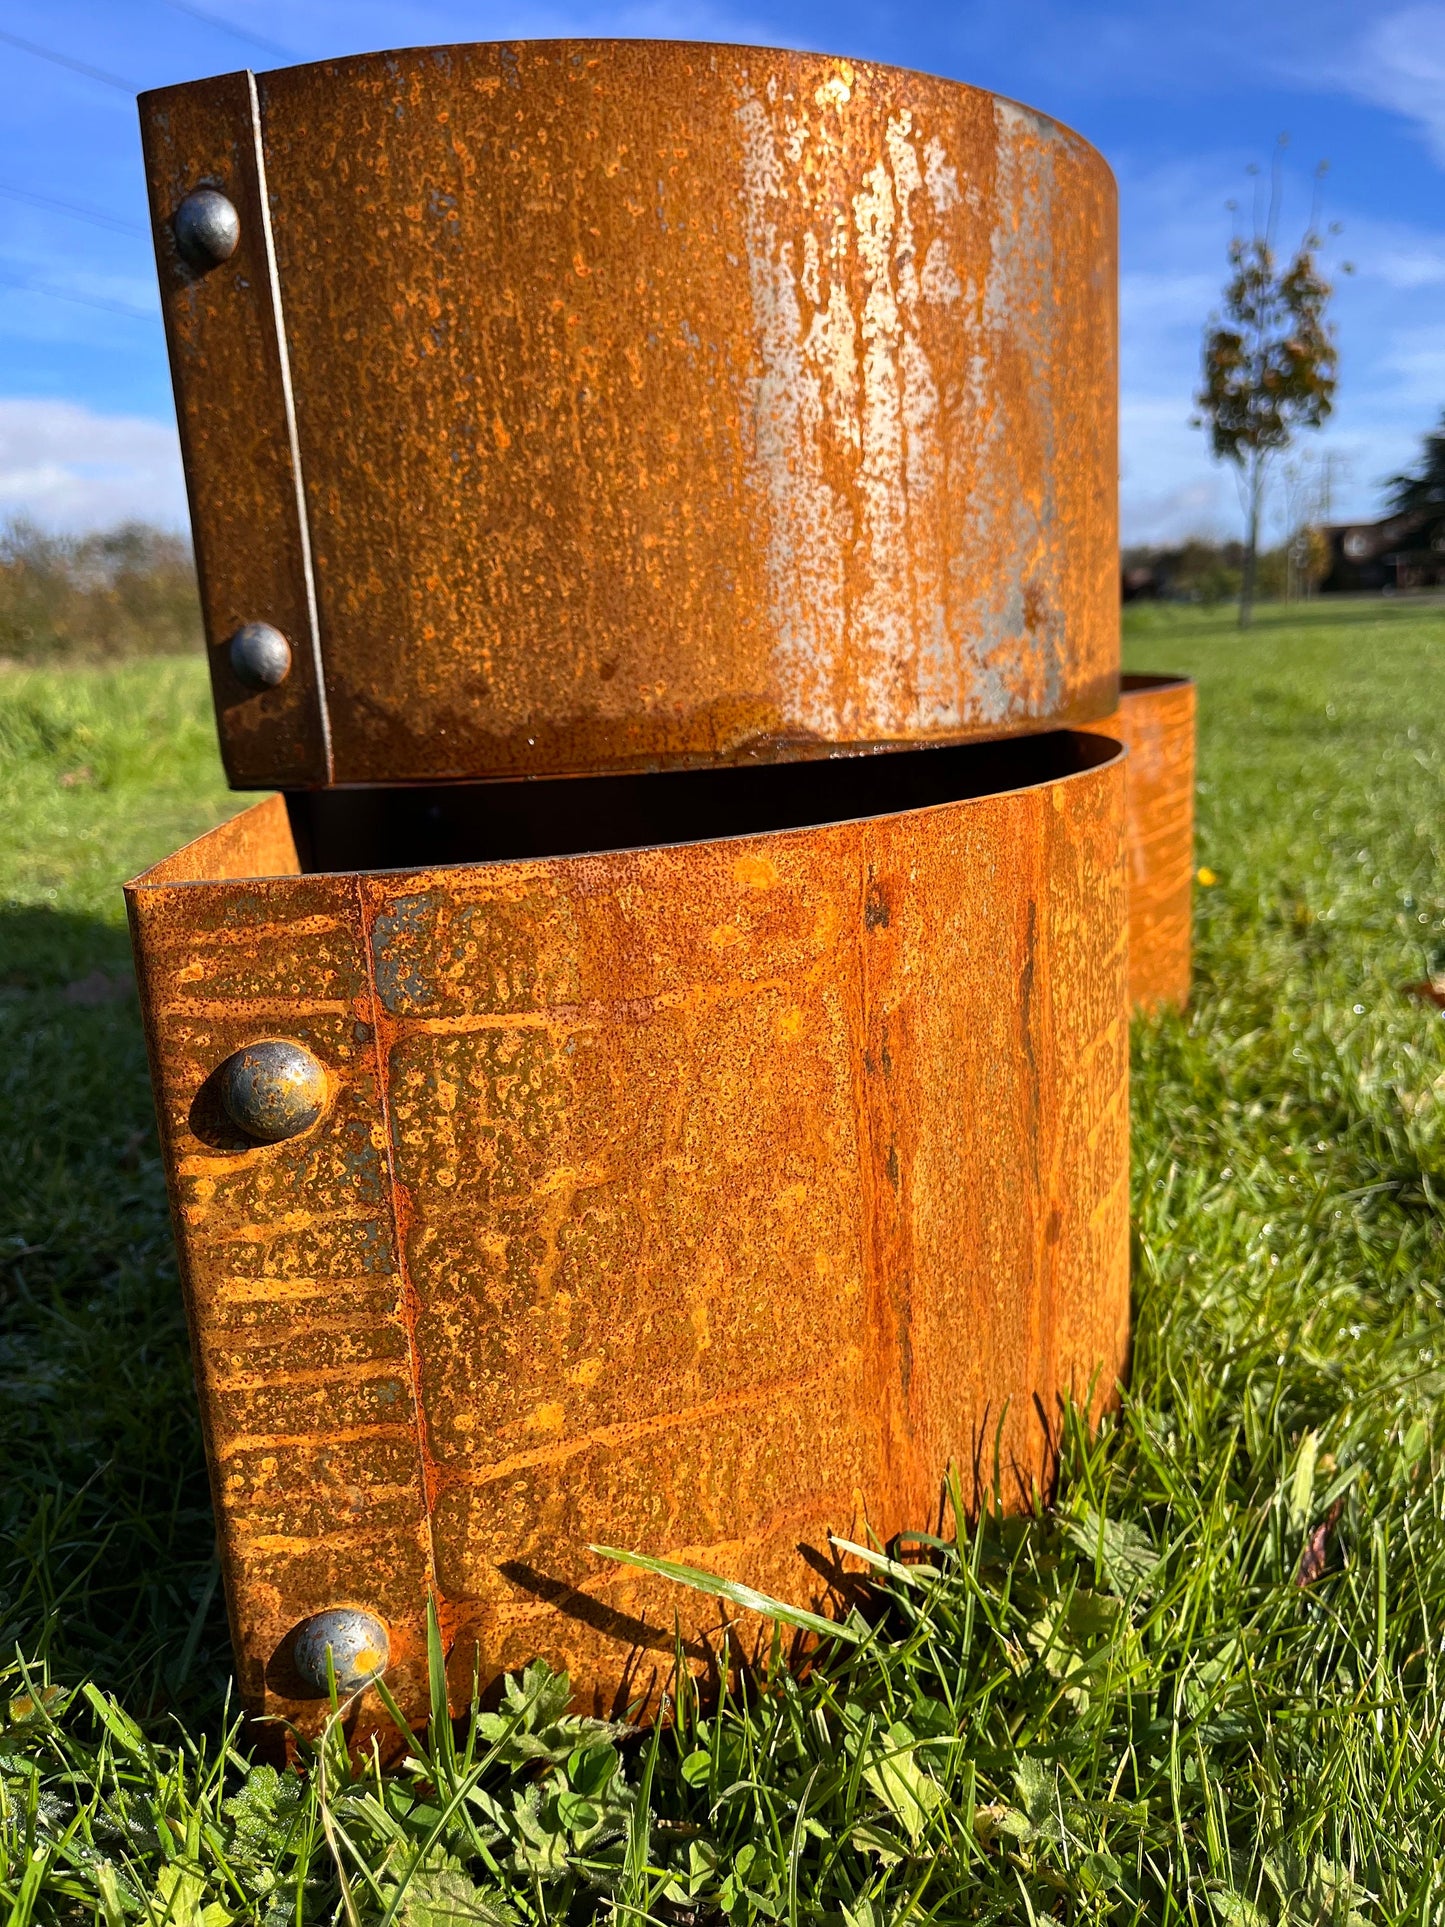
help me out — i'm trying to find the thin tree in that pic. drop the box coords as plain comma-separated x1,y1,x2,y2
1194,147,1339,628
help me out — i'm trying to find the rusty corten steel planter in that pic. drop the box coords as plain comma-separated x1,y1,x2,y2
126,731,1129,1739
129,37,1135,1740
138,42,1118,790
1081,674,1196,1011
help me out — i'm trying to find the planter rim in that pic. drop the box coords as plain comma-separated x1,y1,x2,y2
128,732,1124,894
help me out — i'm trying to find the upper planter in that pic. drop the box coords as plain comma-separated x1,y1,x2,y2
140,42,1119,789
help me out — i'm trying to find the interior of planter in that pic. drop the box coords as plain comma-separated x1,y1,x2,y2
287,729,1119,873
134,729,1122,888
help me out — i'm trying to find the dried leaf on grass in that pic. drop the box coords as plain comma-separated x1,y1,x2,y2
1296,1499,1346,1587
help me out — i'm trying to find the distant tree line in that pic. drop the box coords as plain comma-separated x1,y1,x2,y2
0,520,201,664
4,441,1443,673
1121,533,1331,607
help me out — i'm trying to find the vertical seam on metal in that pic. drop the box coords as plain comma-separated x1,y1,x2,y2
354,876,442,1620
847,837,899,1530
246,69,334,780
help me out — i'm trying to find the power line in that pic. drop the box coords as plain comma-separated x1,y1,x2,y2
0,266,154,322
0,26,137,93
0,181,147,238
159,0,296,60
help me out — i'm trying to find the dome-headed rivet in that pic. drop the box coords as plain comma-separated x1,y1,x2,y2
218,1041,327,1144
294,1608,390,1695
173,187,240,269
228,621,292,691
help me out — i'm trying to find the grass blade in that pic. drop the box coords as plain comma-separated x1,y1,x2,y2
587,1546,861,1644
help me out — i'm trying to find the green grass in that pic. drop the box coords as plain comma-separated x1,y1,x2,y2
2,599,1445,1922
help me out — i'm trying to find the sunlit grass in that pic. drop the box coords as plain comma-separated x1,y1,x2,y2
2,597,1444,1920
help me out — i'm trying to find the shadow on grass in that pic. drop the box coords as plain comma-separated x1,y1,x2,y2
0,903,230,1727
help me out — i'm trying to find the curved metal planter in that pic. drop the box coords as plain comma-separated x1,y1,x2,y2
127,731,1129,1739
139,42,1118,789
1082,674,1196,1010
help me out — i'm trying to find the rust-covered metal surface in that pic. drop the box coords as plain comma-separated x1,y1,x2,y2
1083,674,1195,1011
139,42,1119,790
127,737,1130,1739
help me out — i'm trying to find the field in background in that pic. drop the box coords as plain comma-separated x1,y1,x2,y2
1,598,1444,1918
0,523,201,665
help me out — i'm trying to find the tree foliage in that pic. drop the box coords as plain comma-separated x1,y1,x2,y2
1197,236,1338,470
1385,409,1445,514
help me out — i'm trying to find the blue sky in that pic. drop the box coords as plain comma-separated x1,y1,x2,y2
1,0,1443,544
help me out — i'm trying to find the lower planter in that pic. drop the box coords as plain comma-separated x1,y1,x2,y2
1082,674,1196,1011
127,732,1129,1741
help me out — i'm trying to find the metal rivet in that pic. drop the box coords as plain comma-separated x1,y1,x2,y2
294,1608,390,1695
228,622,292,691
218,1041,327,1144
173,187,240,269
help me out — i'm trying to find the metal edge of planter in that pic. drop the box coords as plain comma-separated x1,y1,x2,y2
1081,673,1196,1012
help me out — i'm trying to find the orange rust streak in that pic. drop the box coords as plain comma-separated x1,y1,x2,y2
226,1484,423,1514
186,1208,388,1236
209,1360,410,1393
429,1358,865,1492
384,965,830,1035
162,998,354,1018
216,1421,423,1455
238,1524,425,1554
153,916,346,948
178,1153,378,1180
207,1276,400,1304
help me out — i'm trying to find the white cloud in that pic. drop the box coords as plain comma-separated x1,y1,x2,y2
1119,397,1234,545
0,400,187,531
1322,211,1445,297
1334,5,1445,167
1120,268,1219,333
1121,478,1232,547
1375,329,1445,405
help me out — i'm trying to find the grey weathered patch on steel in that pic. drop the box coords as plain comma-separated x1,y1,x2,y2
218,1039,328,1143
293,1607,391,1695
173,186,240,268
371,896,441,1014
228,621,293,690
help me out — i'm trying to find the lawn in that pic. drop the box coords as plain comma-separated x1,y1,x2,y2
2,597,1444,1923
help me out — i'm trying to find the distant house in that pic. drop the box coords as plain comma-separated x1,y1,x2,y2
1321,509,1445,592
1122,563,1165,602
